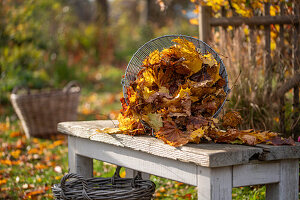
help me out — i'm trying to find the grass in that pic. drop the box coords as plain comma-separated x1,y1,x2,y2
0,65,271,199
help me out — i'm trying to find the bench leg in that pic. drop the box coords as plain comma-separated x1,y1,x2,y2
68,136,93,178
197,166,232,200
125,168,150,180
266,159,299,200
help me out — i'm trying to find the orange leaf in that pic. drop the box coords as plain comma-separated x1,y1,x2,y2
0,159,21,166
10,131,22,138
25,186,49,198
35,163,48,170
28,148,40,154
0,179,7,185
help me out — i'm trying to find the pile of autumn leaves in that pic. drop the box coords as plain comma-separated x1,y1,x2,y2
114,38,295,147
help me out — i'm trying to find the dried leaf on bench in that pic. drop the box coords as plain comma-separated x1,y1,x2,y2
222,111,243,128
267,136,296,146
156,121,190,147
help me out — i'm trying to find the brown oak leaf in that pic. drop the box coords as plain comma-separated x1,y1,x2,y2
156,121,190,147
222,111,243,128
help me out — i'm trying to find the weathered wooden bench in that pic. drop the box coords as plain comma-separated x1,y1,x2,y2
58,120,300,200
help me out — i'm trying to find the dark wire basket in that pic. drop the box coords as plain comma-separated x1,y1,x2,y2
121,34,230,118
52,166,156,200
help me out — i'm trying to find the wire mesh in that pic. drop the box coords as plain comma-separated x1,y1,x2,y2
121,35,230,117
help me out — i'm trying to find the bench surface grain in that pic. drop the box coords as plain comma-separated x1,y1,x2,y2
58,120,300,167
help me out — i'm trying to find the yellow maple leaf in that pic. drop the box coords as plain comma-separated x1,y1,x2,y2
142,70,156,87
128,92,137,104
172,38,203,74
143,87,155,100
203,53,217,67
189,127,206,143
117,114,138,131
143,50,160,65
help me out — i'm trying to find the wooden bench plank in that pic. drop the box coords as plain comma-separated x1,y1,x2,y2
257,144,300,161
232,162,280,187
58,120,300,167
71,136,198,185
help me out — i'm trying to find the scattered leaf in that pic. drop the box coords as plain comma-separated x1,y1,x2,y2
11,150,21,159
9,131,22,138
0,179,7,185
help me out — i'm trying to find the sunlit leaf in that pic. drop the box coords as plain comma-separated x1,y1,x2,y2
189,127,206,143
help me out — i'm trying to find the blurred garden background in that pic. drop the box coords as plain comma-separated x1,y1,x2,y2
0,0,299,199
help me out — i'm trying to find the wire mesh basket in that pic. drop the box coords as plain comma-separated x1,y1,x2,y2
121,35,230,118
52,166,156,200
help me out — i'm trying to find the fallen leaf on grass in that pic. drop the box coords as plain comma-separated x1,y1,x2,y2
184,193,192,200
11,149,21,159
0,123,9,132
0,159,21,166
28,148,42,155
55,175,63,180
10,131,22,138
16,138,25,149
35,163,48,170
0,179,7,185
24,186,49,199
48,140,64,149
0,187,9,191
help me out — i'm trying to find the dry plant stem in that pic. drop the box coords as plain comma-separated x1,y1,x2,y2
279,2,286,135
292,1,300,139
230,70,242,92
264,2,272,99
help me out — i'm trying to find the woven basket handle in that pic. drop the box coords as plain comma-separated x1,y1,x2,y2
60,173,91,200
63,81,81,93
12,86,30,95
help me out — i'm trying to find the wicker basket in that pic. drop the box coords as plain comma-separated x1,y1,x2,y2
10,81,80,138
52,166,156,200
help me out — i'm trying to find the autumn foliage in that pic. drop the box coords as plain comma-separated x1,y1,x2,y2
107,38,295,147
